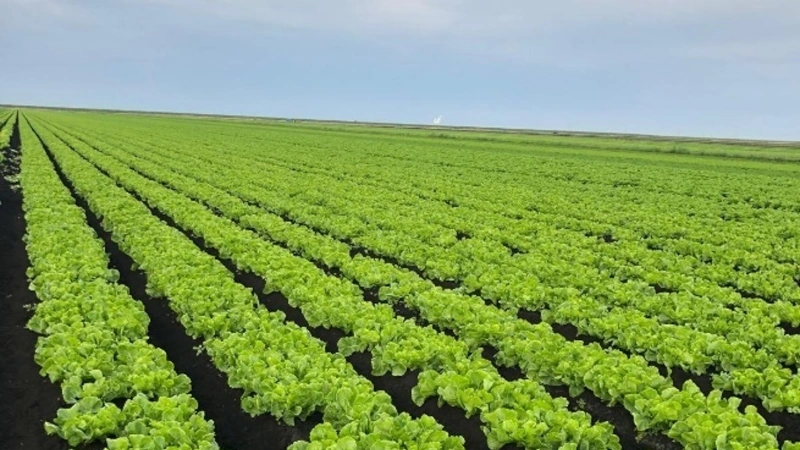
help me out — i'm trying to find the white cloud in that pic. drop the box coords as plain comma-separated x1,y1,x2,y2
127,0,800,36
3,0,93,22
684,38,800,64
10,0,800,38
112,0,800,70
124,0,455,35
7,0,800,70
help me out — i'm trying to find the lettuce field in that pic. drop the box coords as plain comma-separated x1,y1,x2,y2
2,108,800,450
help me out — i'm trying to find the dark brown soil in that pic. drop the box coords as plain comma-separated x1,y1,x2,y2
9,111,21,149
781,322,800,336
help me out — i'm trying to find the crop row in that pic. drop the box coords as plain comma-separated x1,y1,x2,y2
44,115,800,416
45,114,800,349
177,119,800,294
32,114,624,450
30,113,796,448
239,141,800,307
29,115,483,449
41,112,800,310
17,115,220,449
203,126,800,304
0,110,16,150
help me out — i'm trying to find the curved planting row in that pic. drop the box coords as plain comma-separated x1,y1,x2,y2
32,115,623,450
0,110,17,151
100,114,800,282
48,117,800,417
26,116,474,449
96,123,800,324
44,115,800,360
30,115,795,449
17,116,220,449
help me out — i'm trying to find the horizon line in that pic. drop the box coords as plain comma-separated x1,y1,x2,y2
5,102,800,148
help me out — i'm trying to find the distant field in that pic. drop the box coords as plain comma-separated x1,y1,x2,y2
6,103,800,159
2,108,800,450
256,120,800,162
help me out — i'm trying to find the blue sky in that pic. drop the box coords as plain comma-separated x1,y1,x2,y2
2,0,800,139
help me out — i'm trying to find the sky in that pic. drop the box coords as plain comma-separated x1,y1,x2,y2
2,0,800,140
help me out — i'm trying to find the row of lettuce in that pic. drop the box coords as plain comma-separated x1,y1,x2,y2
167,125,800,411
187,118,800,304
31,113,800,448
16,116,220,448
257,118,800,162
40,110,800,306
50,110,799,312
47,114,800,417
205,122,800,305
24,116,489,449
32,115,624,450
261,141,800,307
0,109,16,150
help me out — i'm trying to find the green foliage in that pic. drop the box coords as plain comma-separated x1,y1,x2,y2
29,116,466,449
18,117,219,449
23,108,800,449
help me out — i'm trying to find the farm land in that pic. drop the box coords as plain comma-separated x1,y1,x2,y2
2,108,800,449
